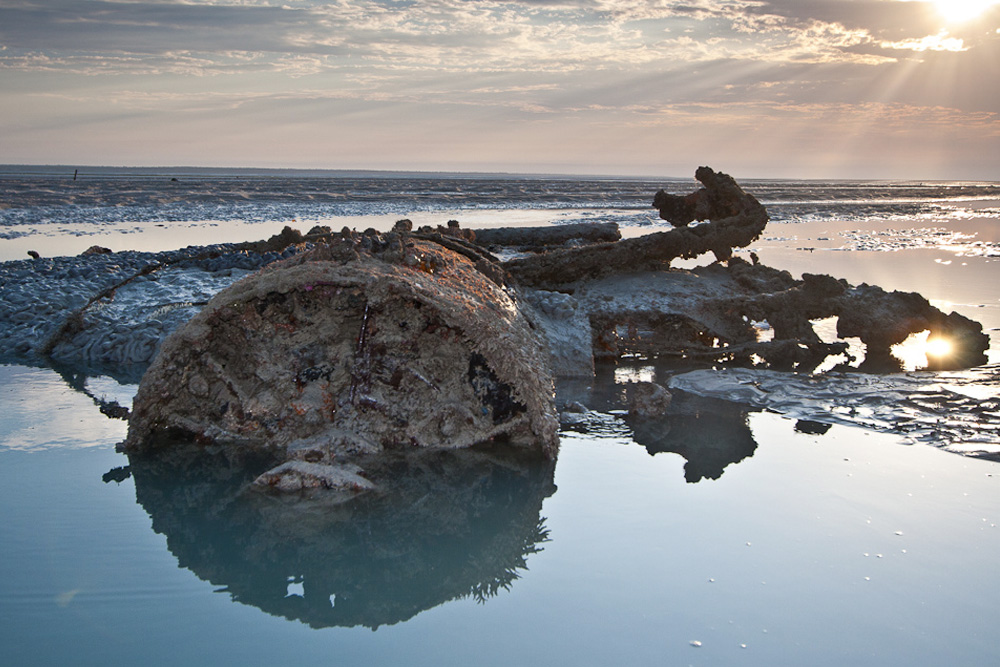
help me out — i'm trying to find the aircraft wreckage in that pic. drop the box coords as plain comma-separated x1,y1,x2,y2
112,166,989,491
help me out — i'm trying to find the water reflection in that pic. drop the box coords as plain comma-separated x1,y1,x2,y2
559,363,761,483
627,394,758,483
124,445,555,629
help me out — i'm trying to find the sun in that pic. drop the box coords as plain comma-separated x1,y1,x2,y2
932,0,1000,23
890,330,954,370
925,335,952,358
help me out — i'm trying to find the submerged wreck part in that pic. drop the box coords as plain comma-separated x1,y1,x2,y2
41,228,323,368
668,366,1000,459
527,257,989,376
504,167,768,290
625,381,673,417
719,262,989,370
835,284,989,369
473,222,621,252
124,230,559,460
0,241,302,371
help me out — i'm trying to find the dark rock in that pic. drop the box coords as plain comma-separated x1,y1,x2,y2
416,220,476,242
260,225,305,252
795,420,832,435
81,245,112,256
652,191,701,227
626,381,673,417
99,400,130,420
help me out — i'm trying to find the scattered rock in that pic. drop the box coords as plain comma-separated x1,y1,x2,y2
626,381,673,417
254,460,377,493
795,420,832,435
81,245,112,256
99,400,130,420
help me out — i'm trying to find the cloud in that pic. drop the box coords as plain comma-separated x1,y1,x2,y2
1,0,997,176
0,0,964,75
0,0,306,54
881,30,967,51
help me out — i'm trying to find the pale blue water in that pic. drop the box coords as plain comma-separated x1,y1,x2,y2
2,364,999,665
2,168,1000,665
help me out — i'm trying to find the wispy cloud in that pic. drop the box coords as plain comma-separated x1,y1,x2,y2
881,30,967,51
3,0,977,73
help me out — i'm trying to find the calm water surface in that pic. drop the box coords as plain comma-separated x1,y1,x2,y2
1,364,998,666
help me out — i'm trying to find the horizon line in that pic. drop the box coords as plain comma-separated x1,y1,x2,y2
1,163,995,185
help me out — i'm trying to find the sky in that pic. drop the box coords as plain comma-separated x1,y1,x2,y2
1,0,998,179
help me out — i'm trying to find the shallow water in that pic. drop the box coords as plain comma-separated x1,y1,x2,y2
2,364,999,666
2,167,999,260
3,170,1000,664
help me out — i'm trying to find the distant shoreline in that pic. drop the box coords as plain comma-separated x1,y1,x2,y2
0,164,672,183
2,164,997,187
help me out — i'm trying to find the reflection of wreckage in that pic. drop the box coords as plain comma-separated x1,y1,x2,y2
561,367,761,484
124,444,555,629
123,166,990,483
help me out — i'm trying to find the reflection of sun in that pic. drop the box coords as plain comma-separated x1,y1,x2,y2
933,0,999,23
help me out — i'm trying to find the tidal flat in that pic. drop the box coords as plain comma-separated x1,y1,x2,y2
1,173,999,665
